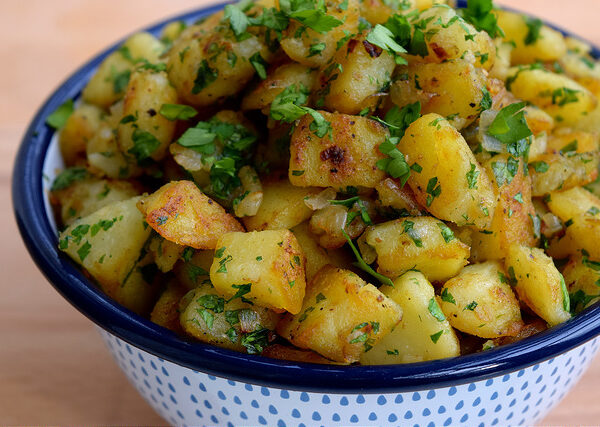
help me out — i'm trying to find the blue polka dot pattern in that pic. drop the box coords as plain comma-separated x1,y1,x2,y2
98,329,599,426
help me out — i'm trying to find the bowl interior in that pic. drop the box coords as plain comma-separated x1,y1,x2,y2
13,0,600,392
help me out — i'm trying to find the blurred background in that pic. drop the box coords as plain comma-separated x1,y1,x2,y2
1,1,599,424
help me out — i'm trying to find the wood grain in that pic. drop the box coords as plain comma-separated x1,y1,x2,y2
1,1,599,425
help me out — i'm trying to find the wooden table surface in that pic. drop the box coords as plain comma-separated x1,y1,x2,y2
2,1,600,425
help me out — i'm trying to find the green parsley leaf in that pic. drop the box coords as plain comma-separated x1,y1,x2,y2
464,301,478,311
403,220,423,247
77,241,92,262
46,99,74,129
524,17,543,45
192,60,218,94
461,0,504,38
430,330,444,343
241,328,269,354
128,129,161,163
466,163,479,189
409,28,428,57
366,24,407,59
441,288,456,305
197,309,215,329
383,102,421,138
376,138,411,185
487,102,532,157
249,52,268,79
561,140,578,154
513,192,524,203
112,69,131,94
223,4,250,38
197,294,226,313
308,42,326,57
428,298,446,321
228,283,252,302
551,87,580,106
530,161,549,173
480,87,493,111
426,177,442,207
437,222,455,243
491,156,519,186
342,229,394,287
51,167,88,191
159,104,198,121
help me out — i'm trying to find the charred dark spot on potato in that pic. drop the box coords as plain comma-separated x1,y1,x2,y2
320,146,346,165
147,108,157,117
362,40,382,58
347,39,359,54
430,43,448,60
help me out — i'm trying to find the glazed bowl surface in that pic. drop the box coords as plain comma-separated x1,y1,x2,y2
12,1,600,425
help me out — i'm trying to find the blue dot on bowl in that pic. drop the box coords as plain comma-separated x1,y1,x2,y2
292,409,301,418
444,417,453,426
261,387,270,396
322,395,330,404
478,409,486,417
395,395,403,404
412,392,421,401
468,383,476,391
485,379,494,386
448,386,457,396
161,367,169,376
227,380,236,386
340,396,349,406
222,407,230,416
422,408,431,416
350,414,359,423
377,395,387,405
204,400,212,409
199,383,206,392
389,414,397,422
258,415,267,425
251,400,259,408
207,375,217,381
183,376,190,386
460,414,469,423
473,397,481,407
300,392,309,402
502,374,510,382
245,384,253,391
240,411,248,420
190,394,197,403
369,412,377,421
356,394,365,404
269,405,278,415
210,415,218,424
456,401,464,410
404,411,413,420
195,409,202,418
491,391,498,400
217,391,226,400
280,390,289,399
234,396,241,405
427,390,436,400
312,411,321,421
277,419,286,427
495,404,502,413
438,405,446,414
332,413,341,422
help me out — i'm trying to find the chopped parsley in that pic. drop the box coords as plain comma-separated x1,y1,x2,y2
342,229,394,287
403,220,423,247
279,0,343,34
428,298,446,321
466,163,479,189
430,330,444,344
159,104,198,121
192,60,218,94
441,288,456,305
559,274,570,312
128,129,161,163
437,223,455,243
487,102,532,159
228,283,252,303
480,87,493,111
461,0,504,38
464,301,478,311
77,241,92,262
524,17,543,45
249,52,268,79
426,177,442,207
241,328,269,354
530,161,549,173
51,167,88,191
46,99,74,129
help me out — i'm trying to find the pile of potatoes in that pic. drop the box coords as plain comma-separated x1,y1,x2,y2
51,0,600,365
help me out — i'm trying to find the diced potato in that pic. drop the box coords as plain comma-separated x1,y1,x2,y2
179,284,280,352
167,17,272,107
309,199,375,249
161,20,187,44
262,344,339,364
242,177,319,231
363,217,470,282
210,230,307,314
82,32,164,108
390,59,487,129
506,67,597,126
400,114,497,229
489,40,513,81
529,153,599,196
360,271,460,364
545,129,599,154
375,178,422,216
289,111,388,188
150,281,189,333
562,255,600,313
505,245,571,326
59,104,103,166
414,5,495,70
439,262,523,338
51,178,139,227
470,155,537,261
242,63,317,112
359,0,397,25
86,123,136,179
277,265,402,363
280,0,359,68
137,180,243,249
547,187,600,260
117,70,178,162
291,221,352,281
233,166,263,218
495,10,567,65
524,106,555,136
319,35,396,115
58,197,156,314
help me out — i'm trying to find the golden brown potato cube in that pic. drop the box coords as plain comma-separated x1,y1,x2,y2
523,105,555,137
280,0,359,68
262,344,339,365
137,180,243,249
507,67,597,126
82,32,164,108
416,5,495,70
400,114,497,229
547,187,600,260
51,177,139,227
291,221,353,281
495,10,567,65
117,70,178,162
150,281,189,334
505,245,571,326
360,271,460,365
59,104,103,166
179,284,280,353
148,235,185,273
319,35,396,115
210,230,307,314
86,122,137,179
167,18,272,107
289,111,388,188
359,0,396,25
390,59,487,130
242,63,317,112
529,153,599,196
363,217,470,282
470,155,537,261
545,129,599,155
242,177,320,231
277,265,402,363
439,262,524,338
58,197,155,314
562,255,600,313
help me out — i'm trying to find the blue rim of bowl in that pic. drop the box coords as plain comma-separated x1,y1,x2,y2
12,0,600,393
